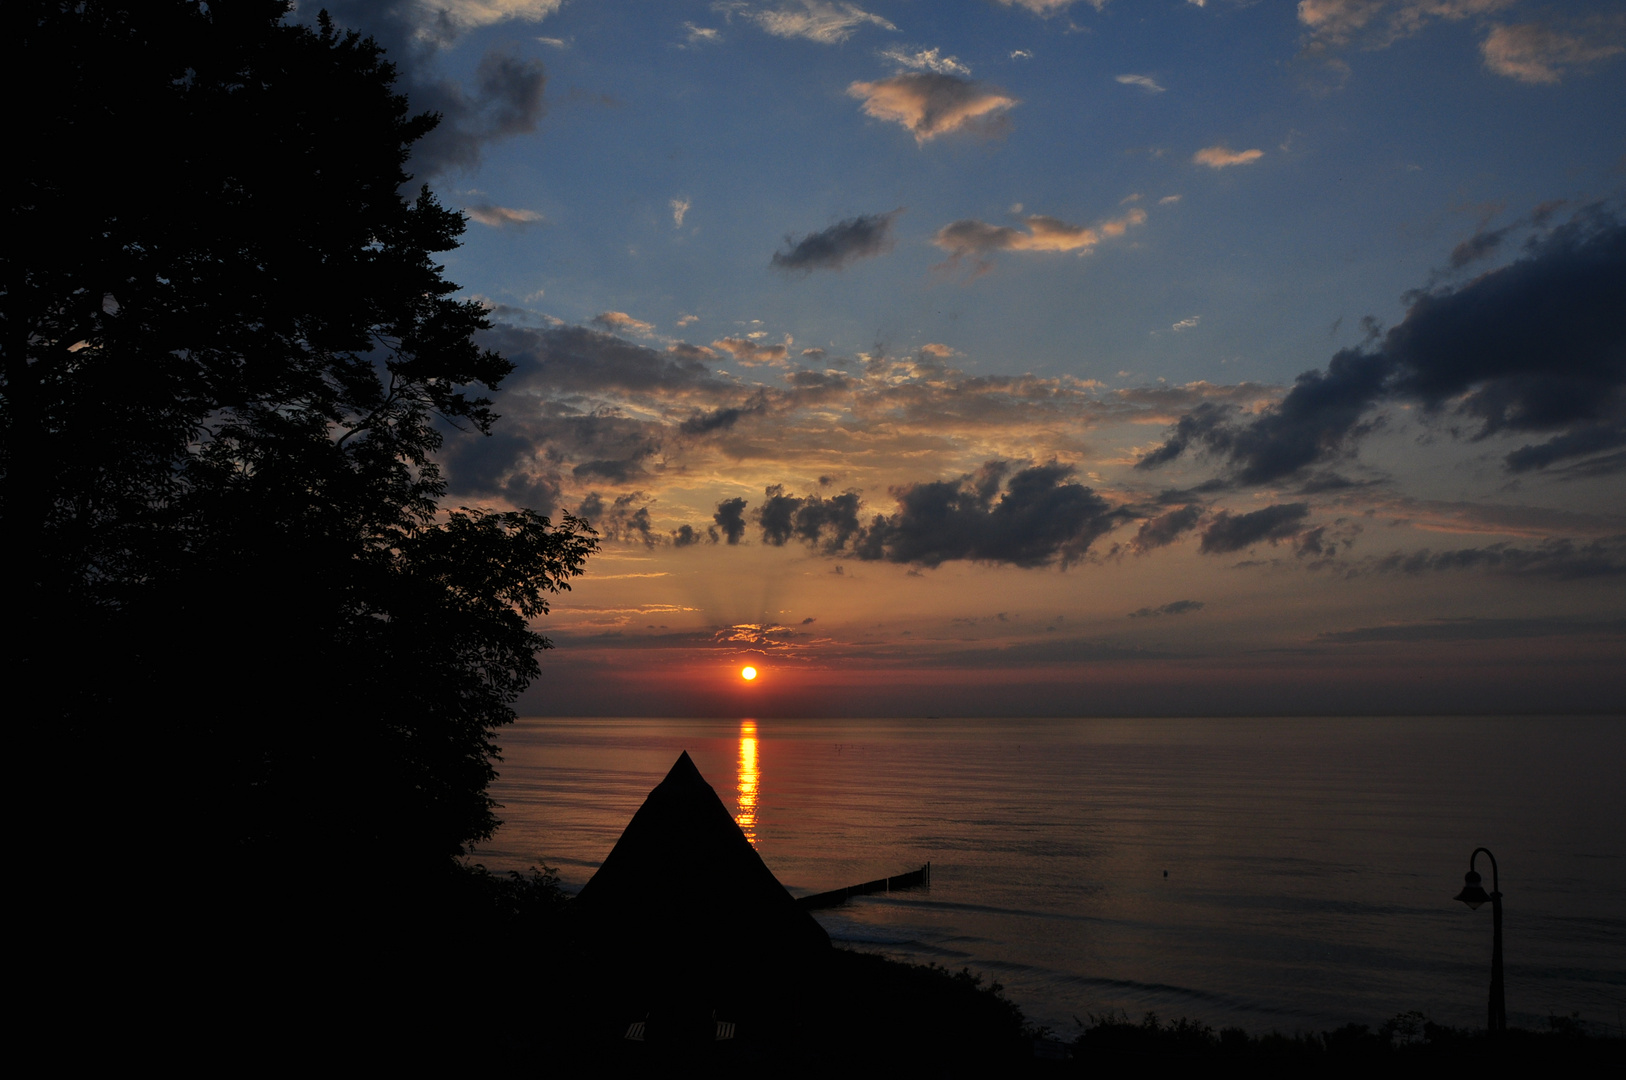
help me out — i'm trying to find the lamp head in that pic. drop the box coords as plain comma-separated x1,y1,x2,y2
1454,869,1491,910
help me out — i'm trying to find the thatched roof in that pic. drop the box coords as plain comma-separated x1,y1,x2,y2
572,752,829,993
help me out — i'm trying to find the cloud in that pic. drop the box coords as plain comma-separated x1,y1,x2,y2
994,0,1092,13
1171,316,1200,332
1130,504,1204,553
592,311,656,336
465,203,544,228
405,0,563,40
317,3,556,177
881,47,972,76
847,73,1019,143
1297,0,1513,51
757,486,864,552
678,398,769,435
457,318,1272,538
1481,21,1625,85
1137,207,1626,483
683,22,722,45
933,207,1147,262
771,209,903,272
861,462,1123,568
671,197,691,227
736,463,1127,569
1193,145,1264,168
714,497,749,544
1116,74,1165,93
1199,503,1312,554
1129,600,1205,617
1318,615,1626,643
738,1,896,44
577,491,660,545
1364,535,1626,579
712,337,790,366
408,48,548,177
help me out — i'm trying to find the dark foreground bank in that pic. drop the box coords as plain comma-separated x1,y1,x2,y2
40,863,1622,1072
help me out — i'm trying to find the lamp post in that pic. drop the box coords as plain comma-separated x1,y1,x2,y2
1453,846,1506,1037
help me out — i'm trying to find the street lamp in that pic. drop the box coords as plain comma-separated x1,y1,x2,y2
1453,846,1507,1036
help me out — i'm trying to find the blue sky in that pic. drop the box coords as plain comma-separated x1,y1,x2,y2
317,1,1626,716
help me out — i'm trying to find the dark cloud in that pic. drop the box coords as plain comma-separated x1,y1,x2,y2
671,524,703,547
755,487,863,552
576,491,657,546
1317,616,1626,644
862,461,1121,568
487,324,721,395
1130,504,1203,553
741,463,1124,568
1504,422,1626,473
771,209,903,273
1365,535,1626,579
714,497,748,545
1129,600,1205,618
573,452,653,484
319,5,547,178
1138,208,1626,483
679,398,768,436
1199,503,1311,554
1449,223,1517,269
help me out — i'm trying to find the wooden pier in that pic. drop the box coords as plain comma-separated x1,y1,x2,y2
795,862,931,910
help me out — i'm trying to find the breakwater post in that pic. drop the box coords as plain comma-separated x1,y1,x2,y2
796,863,931,911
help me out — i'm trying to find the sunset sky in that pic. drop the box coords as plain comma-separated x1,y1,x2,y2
321,0,1624,716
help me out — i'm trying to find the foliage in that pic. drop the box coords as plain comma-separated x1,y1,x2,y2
5,1,594,886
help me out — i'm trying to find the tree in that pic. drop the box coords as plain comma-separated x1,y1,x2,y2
4,1,594,898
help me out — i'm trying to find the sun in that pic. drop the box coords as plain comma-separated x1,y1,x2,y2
741,666,758,682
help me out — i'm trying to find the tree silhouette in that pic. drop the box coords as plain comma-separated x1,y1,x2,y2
5,1,593,901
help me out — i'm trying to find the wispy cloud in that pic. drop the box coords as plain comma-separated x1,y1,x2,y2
466,203,544,228
1297,0,1513,51
732,1,896,44
1481,20,1625,84
848,72,1019,143
1115,74,1165,93
593,311,657,336
683,21,722,45
1194,145,1264,168
881,46,972,76
405,0,564,41
771,209,904,273
994,0,1097,14
933,207,1147,263
1129,600,1205,617
670,197,691,227
712,337,791,365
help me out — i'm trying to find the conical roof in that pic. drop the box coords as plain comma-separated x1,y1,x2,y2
572,752,829,990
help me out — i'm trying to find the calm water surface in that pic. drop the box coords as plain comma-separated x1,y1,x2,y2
472,716,1626,1036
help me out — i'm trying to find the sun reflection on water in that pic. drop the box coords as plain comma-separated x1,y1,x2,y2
737,720,758,845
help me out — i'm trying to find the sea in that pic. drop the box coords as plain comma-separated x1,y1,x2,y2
469,716,1626,1038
